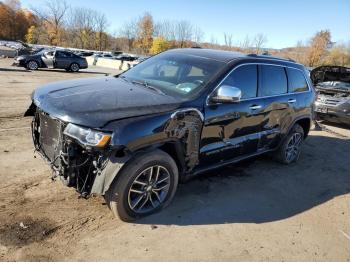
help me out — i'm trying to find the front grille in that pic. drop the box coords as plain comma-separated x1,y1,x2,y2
37,112,63,165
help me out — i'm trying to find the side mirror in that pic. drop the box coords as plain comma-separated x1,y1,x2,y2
210,85,242,103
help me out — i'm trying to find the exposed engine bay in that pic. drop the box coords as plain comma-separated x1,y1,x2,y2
31,110,110,197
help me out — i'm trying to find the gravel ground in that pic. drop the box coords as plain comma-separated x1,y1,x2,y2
0,58,350,262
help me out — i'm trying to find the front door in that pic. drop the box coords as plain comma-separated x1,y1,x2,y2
199,64,266,167
41,51,54,68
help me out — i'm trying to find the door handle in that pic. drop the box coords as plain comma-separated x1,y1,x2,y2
249,105,262,110
288,99,296,103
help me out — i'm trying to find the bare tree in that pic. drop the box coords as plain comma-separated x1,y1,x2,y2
176,20,193,48
223,33,233,49
210,35,218,45
239,35,252,52
253,33,267,54
32,0,69,45
154,20,176,40
119,19,138,51
193,26,204,45
94,13,109,50
68,7,96,49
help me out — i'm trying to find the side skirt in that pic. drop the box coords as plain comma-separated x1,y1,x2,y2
187,148,276,179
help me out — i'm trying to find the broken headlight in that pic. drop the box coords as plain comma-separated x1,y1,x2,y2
64,123,111,147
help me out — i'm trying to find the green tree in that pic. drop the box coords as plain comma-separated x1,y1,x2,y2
150,36,171,54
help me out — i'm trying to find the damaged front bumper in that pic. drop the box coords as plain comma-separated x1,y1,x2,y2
29,107,128,196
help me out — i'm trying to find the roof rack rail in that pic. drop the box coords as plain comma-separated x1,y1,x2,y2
191,46,202,49
247,53,296,63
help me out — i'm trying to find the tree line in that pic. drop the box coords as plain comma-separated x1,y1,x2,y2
1,0,110,50
0,0,349,66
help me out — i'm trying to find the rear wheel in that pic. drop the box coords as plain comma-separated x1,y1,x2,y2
27,60,39,70
275,124,304,164
105,150,179,221
69,63,80,72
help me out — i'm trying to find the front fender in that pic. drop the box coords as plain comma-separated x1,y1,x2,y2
94,108,204,194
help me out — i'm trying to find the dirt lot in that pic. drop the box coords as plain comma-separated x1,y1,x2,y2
0,58,350,262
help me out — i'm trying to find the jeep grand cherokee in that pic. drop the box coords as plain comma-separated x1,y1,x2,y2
25,48,315,221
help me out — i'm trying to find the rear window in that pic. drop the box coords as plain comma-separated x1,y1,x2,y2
259,65,287,96
287,68,309,93
221,64,257,99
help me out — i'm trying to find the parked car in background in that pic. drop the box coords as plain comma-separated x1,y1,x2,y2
25,48,315,221
114,54,138,61
75,51,94,57
13,49,88,72
312,66,350,126
130,56,150,68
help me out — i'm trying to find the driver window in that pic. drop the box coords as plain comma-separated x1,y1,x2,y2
139,62,179,78
221,64,258,99
158,64,178,77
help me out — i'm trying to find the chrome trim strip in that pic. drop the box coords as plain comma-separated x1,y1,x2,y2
206,62,312,105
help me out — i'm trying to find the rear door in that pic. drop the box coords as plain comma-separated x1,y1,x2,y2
257,64,294,150
55,51,71,69
200,64,266,166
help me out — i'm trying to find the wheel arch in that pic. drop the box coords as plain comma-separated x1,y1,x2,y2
91,109,204,195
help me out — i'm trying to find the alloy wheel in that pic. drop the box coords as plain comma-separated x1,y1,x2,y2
71,63,79,72
128,165,171,214
285,133,302,163
28,61,38,70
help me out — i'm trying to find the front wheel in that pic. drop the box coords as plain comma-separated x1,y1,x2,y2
105,150,179,221
275,124,304,164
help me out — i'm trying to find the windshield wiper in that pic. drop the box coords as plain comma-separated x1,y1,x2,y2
131,80,165,95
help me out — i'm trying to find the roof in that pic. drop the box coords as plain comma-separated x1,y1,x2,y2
166,48,296,64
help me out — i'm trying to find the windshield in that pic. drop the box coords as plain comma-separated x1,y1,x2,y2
318,81,350,91
120,52,226,99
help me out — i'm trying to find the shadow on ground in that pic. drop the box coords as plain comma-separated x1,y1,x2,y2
139,135,350,225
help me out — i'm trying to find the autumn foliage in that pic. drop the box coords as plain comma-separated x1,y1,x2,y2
0,0,349,66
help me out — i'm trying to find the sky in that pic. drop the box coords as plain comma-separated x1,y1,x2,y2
20,0,350,49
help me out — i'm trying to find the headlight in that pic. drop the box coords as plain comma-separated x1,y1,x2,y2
64,123,111,147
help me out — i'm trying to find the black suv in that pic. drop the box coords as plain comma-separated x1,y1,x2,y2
25,48,315,221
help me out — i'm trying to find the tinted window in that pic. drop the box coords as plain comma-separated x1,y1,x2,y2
56,51,73,58
259,65,287,96
221,65,257,99
286,68,309,92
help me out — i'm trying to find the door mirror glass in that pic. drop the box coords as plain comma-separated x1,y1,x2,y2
210,85,242,103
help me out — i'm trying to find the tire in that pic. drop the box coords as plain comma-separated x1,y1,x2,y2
275,124,304,164
105,149,179,221
27,60,39,70
69,63,80,72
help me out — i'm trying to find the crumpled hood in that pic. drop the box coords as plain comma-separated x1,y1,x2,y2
32,76,182,128
310,66,350,85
